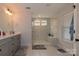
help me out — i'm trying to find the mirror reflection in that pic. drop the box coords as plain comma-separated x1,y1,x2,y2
0,7,14,36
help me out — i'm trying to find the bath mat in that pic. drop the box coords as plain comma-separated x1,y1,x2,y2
32,45,46,50
57,49,67,53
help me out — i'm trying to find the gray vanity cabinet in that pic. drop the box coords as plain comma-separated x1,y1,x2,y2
0,34,21,56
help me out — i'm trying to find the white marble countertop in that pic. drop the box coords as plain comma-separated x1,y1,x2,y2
0,32,21,40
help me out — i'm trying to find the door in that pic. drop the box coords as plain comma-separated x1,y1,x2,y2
32,18,50,45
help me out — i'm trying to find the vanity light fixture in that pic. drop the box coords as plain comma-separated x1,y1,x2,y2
38,15,41,18
4,8,12,16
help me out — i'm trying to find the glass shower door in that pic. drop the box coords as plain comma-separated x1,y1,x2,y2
32,18,50,45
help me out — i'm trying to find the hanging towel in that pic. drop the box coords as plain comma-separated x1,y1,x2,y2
69,15,75,41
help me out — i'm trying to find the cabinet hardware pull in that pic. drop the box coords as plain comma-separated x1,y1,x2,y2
0,49,2,51
12,43,15,45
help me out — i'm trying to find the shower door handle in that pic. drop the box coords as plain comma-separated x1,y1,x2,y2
48,33,53,37
74,30,75,33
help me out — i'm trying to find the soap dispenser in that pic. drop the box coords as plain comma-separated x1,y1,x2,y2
2,31,6,36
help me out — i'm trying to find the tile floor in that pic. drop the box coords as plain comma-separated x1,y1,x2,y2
14,45,73,56
14,37,73,56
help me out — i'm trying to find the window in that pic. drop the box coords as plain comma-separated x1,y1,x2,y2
41,20,47,26
33,20,40,26
32,20,47,26
34,22,40,26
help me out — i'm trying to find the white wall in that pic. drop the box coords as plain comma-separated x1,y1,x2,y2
76,4,79,39
13,8,32,47
76,4,79,55
50,18,59,39
76,10,79,38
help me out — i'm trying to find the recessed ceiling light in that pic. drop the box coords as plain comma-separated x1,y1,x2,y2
26,7,31,9
46,4,51,7
38,15,41,18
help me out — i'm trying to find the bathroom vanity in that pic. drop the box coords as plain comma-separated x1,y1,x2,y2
0,7,21,56
0,32,21,56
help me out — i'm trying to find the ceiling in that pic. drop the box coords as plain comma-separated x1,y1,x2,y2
24,3,73,18
0,3,74,18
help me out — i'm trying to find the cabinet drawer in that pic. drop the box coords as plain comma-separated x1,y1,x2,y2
0,38,12,46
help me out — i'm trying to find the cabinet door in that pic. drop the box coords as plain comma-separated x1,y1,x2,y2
0,43,10,56
0,38,12,46
7,40,15,56
12,35,21,49
10,35,20,55
16,35,21,49
8,39,17,55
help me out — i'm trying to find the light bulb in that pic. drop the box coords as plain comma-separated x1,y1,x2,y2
4,8,12,16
